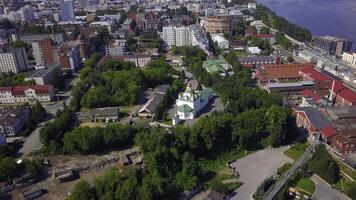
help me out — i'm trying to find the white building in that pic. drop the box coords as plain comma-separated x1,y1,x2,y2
0,85,54,104
211,34,229,49
106,39,126,56
90,21,113,33
173,84,213,123
162,26,192,48
342,52,356,67
0,48,28,74
247,47,262,55
120,54,151,68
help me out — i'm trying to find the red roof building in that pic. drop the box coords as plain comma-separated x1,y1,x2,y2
299,68,356,106
0,85,54,104
256,63,314,85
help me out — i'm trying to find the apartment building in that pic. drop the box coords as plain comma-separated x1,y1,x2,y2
0,48,28,73
58,42,81,72
32,38,57,66
106,39,127,56
162,26,192,47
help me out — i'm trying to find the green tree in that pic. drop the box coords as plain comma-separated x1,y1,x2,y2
0,157,18,181
308,145,340,184
175,152,199,191
69,180,94,200
265,105,289,147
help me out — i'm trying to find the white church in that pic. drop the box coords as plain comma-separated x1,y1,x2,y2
173,84,213,125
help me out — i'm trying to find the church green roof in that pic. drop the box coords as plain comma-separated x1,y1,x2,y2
177,105,193,113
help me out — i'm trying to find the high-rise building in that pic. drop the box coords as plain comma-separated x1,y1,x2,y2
32,38,57,66
162,26,192,47
314,36,352,55
0,48,28,73
59,0,75,21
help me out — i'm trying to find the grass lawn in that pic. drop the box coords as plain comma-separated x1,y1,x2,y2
199,148,250,192
296,178,316,195
283,142,309,161
120,105,136,115
337,161,356,181
335,176,356,199
80,122,107,128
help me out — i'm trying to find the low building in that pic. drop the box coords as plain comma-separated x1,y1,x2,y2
90,21,113,33
0,107,30,137
203,58,232,76
138,85,170,118
247,47,261,55
119,54,152,68
238,55,279,68
90,107,120,122
0,85,54,104
253,34,276,44
299,68,356,106
264,81,314,94
25,63,59,85
293,107,333,137
174,84,213,122
331,130,356,154
255,63,314,85
211,34,229,49
18,33,65,44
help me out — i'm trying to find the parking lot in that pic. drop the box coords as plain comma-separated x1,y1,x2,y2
229,146,292,200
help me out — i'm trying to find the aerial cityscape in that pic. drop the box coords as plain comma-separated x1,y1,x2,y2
0,0,355,200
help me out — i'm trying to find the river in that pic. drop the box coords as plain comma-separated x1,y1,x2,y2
257,0,356,49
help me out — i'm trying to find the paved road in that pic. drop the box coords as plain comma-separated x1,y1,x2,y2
311,175,349,200
264,140,319,200
229,146,292,200
17,118,53,158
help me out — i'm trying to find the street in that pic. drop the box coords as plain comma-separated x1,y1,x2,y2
311,175,349,200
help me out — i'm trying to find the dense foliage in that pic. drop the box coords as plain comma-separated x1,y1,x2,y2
255,5,312,41
39,107,75,154
0,157,43,182
0,72,35,87
308,145,340,184
63,124,136,154
79,57,178,109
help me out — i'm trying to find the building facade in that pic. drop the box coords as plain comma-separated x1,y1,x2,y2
342,52,356,66
0,48,28,73
162,26,192,48
0,85,54,104
204,16,232,34
106,39,126,56
313,36,352,55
